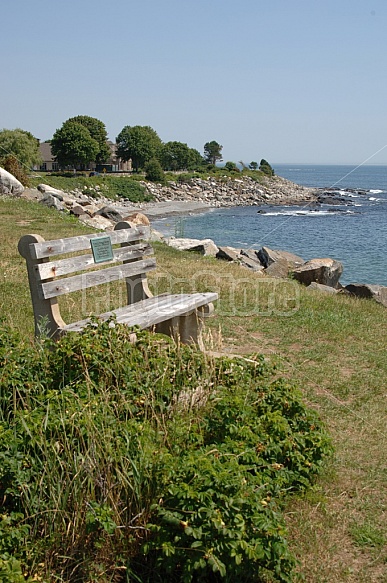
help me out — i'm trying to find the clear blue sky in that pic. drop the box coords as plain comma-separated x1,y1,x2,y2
2,0,387,164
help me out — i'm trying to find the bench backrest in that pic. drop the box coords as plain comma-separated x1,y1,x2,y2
18,221,155,337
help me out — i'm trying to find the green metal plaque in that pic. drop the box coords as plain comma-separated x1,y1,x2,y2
91,236,114,264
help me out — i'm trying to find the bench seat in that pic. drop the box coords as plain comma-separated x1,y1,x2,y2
62,292,218,333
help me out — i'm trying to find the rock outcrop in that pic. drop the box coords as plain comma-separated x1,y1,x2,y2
345,283,387,307
0,167,24,196
167,237,219,257
292,258,343,288
257,246,304,269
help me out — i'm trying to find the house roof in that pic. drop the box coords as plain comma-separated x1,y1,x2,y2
39,142,54,162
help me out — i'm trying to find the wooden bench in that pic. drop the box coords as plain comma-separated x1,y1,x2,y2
18,221,218,346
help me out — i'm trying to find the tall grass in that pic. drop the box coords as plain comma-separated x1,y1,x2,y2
1,196,386,581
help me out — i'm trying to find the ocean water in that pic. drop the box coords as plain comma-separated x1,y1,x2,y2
152,165,387,286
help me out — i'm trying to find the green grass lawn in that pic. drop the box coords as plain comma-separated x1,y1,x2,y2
1,196,386,582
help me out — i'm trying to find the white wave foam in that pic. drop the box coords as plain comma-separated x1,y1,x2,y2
369,189,383,194
259,210,355,217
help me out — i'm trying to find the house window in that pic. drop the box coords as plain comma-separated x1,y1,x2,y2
52,163,59,171
40,163,47,171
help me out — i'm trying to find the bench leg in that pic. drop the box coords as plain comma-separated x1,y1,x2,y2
155,304,214,349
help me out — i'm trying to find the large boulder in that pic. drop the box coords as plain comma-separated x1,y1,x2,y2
345,283,387,307
216,246,240,262
123,212,151,226
240,248,261,263
39,193,66,211
70,205,88,218
264,258,289,279
239,255,265,272
37,183,65,200
167,237,219,257
96,206,125,222
307,282,339,294
79,215,114,231
0,167,24,196
257,246,304,269
292,258,343,288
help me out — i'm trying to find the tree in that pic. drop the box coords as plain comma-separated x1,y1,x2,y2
259,159,275,176
187,148,204,170
51,121,99,169
224,161,239,173
159,141,203,171
203,141,223,165
0,128,41,170
116,126,162,172
160,141,192,171
145,158,166,183
66,115,110,163
249,161,258,171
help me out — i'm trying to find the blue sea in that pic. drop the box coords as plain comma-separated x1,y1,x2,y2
152,165,387,286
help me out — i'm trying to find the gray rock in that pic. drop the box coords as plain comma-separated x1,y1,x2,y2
40,193,66,211
21,188,42,201
149,229,165,243
216,246,240,262
258,246,304,269
79,215,114,231
37,184,65,200
292,258,343,288
307,282,339,294
80,202,101,217
96,206,125,222
239,256,265,272
345,283,387,307
240,248,262,263
70,205,88,217
167,237,218,257
0,167,24,196
264,258,289,279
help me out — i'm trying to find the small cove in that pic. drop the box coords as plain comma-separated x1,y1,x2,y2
152,165,387,286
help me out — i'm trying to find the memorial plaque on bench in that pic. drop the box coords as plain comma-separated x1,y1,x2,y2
91,236,114,264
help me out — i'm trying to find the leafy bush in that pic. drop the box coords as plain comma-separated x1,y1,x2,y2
1,155,30,186
177,173,195,184
259,159,275,177
0,320,331,582
224,161,240,173
29,174,152,202
145,158,166,184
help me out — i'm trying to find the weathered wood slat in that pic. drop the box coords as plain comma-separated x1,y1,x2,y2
30,226,150,259
19,222,218,345
35,243,153,281
63,293,218,332
40,258,157,299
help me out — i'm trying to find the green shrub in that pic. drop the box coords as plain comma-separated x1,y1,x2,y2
177,173,195,184
259,159,275,177
224,161,240,173
0,320,331,582
29,174,152,202
145,158,166,184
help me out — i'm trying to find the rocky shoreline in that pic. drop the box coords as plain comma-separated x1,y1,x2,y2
141,174,317,208
1,167,386,306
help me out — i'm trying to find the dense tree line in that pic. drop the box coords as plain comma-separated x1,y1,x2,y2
0,117,274,179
